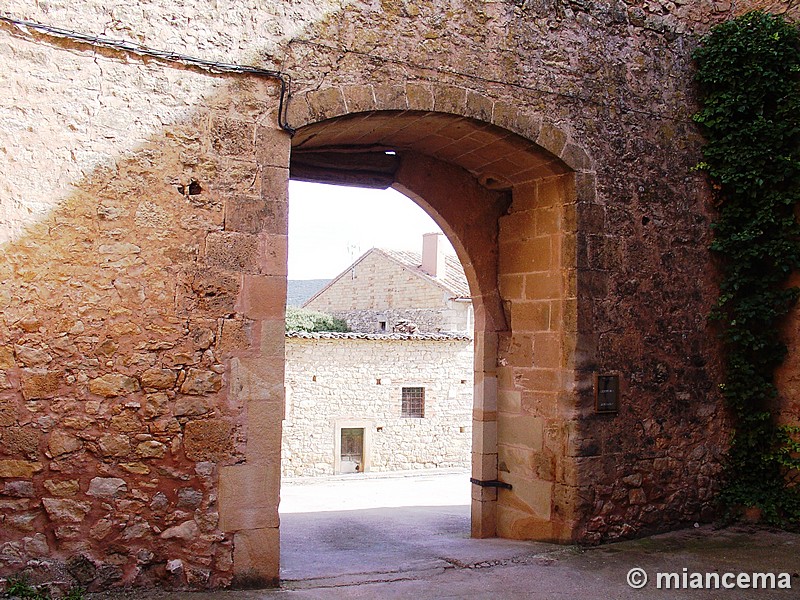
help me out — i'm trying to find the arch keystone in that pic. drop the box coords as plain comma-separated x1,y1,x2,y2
406,82,435,111
373,84,409,110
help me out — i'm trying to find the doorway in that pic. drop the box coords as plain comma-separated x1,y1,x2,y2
339,428,363,474
280,179,476,582
331,421,374,475
218,89,588,586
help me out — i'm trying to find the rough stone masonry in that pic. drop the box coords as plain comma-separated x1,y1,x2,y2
282,333,473,477
0,0,798,593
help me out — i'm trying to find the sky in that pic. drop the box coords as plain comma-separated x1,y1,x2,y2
288,180,455,280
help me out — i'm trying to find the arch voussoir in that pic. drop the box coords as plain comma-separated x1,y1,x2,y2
406,82,436,111
288,85,594,179
305,87,348,122
341,84,377,114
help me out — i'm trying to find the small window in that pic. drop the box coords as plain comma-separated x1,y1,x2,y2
379,321,386,332
401,387,425,418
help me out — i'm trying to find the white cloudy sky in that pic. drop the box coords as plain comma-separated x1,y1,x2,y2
288,180,454,280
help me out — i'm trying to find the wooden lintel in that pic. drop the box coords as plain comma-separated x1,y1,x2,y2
290,149,400,189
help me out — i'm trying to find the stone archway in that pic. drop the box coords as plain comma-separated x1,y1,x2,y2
288,86,595,538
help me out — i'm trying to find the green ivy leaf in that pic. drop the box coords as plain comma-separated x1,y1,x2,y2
694,10,800,525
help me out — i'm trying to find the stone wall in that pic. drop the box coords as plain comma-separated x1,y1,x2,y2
327,307,472,335
306,250,446,310
282,334,473,477
0,1,345,246
281,0,794,545
305,249,472,333
0,81,286,587
0,0,298,589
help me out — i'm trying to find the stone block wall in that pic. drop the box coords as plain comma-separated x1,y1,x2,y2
0,1,296,589
326,307,471,335
282,334,473,477
0,92,289,588
305,248,473,333
495,174,578,541
306,249,450,308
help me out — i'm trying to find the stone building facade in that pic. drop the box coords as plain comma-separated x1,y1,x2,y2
0,0,798,592
282,332,473,477
305,233,473,334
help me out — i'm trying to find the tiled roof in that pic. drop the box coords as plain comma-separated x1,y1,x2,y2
285,331,472,341
380,249,470,299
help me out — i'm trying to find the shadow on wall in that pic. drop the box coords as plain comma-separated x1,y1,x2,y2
0,46,290,588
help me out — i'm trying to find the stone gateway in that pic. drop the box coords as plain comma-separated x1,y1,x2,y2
0,0,797,592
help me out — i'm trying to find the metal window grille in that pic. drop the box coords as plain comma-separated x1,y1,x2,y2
401,387,425,418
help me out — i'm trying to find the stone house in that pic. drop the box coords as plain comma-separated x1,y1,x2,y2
282,331,473,477
304,232,473,334
283,233,474,477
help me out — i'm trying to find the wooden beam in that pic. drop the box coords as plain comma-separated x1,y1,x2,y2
290,149,400,189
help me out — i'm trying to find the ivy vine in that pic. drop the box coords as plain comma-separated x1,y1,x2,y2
693,11,800,524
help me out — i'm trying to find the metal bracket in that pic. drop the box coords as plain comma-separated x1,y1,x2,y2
470,477,512,490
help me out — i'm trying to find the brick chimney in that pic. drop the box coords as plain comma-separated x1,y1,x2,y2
421,232,446,279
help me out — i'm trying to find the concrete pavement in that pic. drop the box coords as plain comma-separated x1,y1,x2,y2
88,469,800,599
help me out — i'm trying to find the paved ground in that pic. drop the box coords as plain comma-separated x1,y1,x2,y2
89,470,800,599
280,469,474,582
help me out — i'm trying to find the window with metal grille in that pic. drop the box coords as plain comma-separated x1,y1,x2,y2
401,386,425,418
